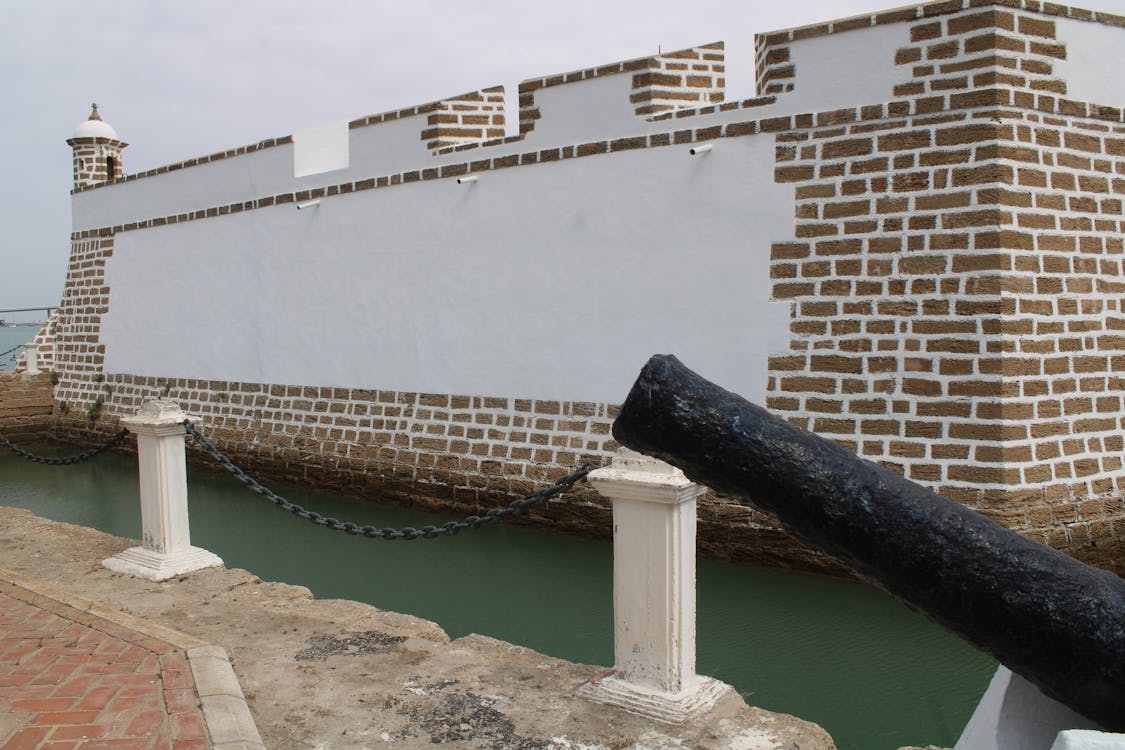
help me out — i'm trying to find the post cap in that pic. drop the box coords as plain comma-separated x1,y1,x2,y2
122,399,199,431
588,447,704,504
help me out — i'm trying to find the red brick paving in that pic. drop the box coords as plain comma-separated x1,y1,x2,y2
0,585,211,750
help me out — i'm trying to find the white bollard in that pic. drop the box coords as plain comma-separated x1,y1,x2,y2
578,448,732,723
1051,730,1125,750
103,400,223,581
22,343,40,375
955,666,1110,750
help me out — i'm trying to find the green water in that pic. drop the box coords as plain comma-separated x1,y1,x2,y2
0,444,995,749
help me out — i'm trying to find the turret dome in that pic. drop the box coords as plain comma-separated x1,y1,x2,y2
72,103,118,140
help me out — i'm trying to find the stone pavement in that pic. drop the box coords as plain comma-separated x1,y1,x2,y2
0,506,836,750
0,571,263,750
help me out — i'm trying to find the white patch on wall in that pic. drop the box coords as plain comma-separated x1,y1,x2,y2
100,136,791,406
293,121,349,177
782,24,912,111
1054,18,1125,107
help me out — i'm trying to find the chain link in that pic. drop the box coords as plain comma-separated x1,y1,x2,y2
183,420,596,540
0,428,129,465
0,343,25,360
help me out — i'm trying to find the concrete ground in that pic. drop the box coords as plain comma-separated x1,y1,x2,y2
0,506,836,750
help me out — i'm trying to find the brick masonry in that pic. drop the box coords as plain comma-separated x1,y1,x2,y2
67,137,126,190
765,3,1125,573
0,372,54,444
31,0,1125,577
420,87,506,150
518,43,726,136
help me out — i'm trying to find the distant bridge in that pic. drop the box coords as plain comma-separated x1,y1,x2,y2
0,306,56,319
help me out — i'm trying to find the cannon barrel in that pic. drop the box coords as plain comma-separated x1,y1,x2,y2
612,354,1125,730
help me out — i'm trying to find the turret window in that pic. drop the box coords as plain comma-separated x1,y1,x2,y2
105,155,116,181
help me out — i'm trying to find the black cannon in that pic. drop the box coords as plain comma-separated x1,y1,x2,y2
612,354,1125,731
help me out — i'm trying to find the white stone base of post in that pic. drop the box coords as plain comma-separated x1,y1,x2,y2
578,673,731,725
103,545,223,582
103,400,222,582
578,448,733,724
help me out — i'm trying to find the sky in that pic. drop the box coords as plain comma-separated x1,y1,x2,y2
2,0,1123,323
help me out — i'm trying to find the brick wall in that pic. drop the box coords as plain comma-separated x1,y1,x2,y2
765,3,1125,573
0,372,54,443
51,235,114,426
420,87,506,150
67,138,126,189
630,43,725,117
46,370,839,572
519,43,725,136
14,313,58,374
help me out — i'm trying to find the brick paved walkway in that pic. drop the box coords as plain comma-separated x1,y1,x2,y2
0,584,210,750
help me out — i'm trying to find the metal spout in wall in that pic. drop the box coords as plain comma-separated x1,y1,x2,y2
296,199,321,210
688,143,713,156
456,175,479,185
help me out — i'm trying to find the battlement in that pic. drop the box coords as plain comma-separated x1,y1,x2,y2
71,0,1125,210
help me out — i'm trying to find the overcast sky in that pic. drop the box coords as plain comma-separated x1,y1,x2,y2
1,0,1122,323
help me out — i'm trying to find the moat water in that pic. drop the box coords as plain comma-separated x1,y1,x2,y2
0,442,996,750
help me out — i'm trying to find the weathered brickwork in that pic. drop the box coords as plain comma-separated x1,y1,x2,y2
67,138,126,189
519,43,725,136
766,3,1125,573
0,372,53,442
46,370,838,571
37,1,1125,576
630,43,725,117
13,312,58,373
420,87,506,150
50,236,114,425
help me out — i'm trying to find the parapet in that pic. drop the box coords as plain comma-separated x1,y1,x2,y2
69,0,1125,229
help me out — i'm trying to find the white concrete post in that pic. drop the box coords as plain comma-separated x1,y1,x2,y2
103,400,223,581
1051,730,1125,750
955,666,1113,750
22,343,40,375
578,448,731,723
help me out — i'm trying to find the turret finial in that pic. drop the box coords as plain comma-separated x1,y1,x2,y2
89,103,101,121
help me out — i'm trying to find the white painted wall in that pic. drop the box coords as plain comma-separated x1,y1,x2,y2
1055,18,1125,107
523,73,642,148
72,144,295,232
344,115,441,179
293,121,349,178
71,116,447,233
780,23,912,114
99,136,791,405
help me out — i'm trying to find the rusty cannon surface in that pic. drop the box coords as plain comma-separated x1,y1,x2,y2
611,354,1125,731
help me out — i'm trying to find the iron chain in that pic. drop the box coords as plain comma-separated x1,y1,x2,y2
0,428,129,465
183,420,596,540
0,343,25,362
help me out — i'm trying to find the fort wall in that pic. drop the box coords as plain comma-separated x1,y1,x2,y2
0,372,54,443
34,0,1125,574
